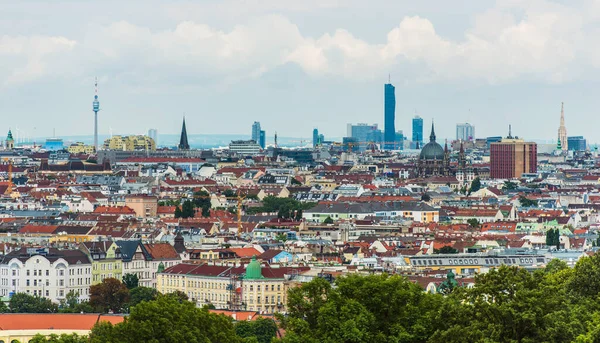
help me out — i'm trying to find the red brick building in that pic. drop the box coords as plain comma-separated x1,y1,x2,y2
490,138,537,179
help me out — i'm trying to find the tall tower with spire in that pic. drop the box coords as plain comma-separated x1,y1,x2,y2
558,102,568,152
92,77,100,152
178,117,190,150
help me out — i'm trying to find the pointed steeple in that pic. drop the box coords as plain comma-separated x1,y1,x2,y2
178,117,190,150
429,122,436,142
560,102,565,126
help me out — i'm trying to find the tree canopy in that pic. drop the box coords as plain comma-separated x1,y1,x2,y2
89,278,129,313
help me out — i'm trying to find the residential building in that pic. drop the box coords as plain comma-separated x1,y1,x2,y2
67,142,95,155
0,248,92,303
79,241,123,285
158,257,307,313
103,135,156,151
456,123,475,141
125,195,158,218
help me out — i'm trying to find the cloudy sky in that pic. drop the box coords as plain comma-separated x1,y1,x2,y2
1,0,599,143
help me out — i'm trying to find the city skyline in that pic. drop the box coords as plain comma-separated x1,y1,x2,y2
2,1,600,142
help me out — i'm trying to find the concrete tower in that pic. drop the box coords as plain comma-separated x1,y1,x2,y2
92,77,100,152
558,102,568,152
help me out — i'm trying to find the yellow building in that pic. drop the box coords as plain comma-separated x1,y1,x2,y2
67,142,96,154
103,135,156,151
79,241,123,285
158,258,306,313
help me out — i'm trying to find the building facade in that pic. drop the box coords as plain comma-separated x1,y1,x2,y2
125,195,158,218
567,136,587,151
384,83,396,150
103,135,156,151
0,248,92,303
490,138,537,179
158,258,304,313
456,123,475,141
229,140,261,155
79,241,123,285
412,116,423,148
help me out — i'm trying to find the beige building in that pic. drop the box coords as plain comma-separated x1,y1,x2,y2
103,135,156,151
67,142,96,154
158,258,307,313
125,195,158,218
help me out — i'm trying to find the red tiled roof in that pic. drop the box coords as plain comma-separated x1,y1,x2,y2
19,225,59,234
0,313,124,330
143,243,180,260
93,206,136,215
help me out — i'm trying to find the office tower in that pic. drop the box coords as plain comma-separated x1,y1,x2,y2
92,78,100,152
313,128,319,147
348,123,381,151
384,82,396,150
395,130,404,150
318,134,325,144
567,136,587,151
490,129,537,179
456,123,475,141
412,116,423,148
178,117,190,150
558,102,568,152
148,129,158,146
259,130,266,149
252,122,261,144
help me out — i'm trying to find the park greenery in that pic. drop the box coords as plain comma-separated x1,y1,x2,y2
16,253,600,342
246,196,315,220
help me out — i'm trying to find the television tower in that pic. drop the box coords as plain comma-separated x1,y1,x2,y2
93,77,100,151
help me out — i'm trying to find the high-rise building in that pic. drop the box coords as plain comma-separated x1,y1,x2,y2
456,123,475,141
490,130,537,179
148,129,158,146
567,136,587,151
252,122,261,144
313,128,319,147
558,102,568,152
395,131,404,150
259,130,266,149
412,116,423,148
178,117,190,150
384,82,396,150
347,123,382,151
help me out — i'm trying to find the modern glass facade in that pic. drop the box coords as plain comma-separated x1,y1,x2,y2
384,83,396,150
251,121,261,145
456,123,475,141
313,128,319,147
567,136,586,151
412,116,423,148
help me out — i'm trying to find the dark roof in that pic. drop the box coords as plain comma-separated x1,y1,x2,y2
2,248,91,265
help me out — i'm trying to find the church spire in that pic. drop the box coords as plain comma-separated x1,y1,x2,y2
558,102,567,151
429,121,436,142
178,117,190,150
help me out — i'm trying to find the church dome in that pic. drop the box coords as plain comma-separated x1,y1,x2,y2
419,122,445,160
245,256,263,280
420,141,445,160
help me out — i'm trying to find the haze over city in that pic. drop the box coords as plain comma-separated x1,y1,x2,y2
2,0,600,143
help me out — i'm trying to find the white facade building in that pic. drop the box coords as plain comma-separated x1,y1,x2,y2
0,248,92,303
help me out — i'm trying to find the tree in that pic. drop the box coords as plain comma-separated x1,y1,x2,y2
434,246,458,254
9,293,58,313
29,334,88,343
59,290,93,313
122,273,139,289
469,177,481,194
126,287,159,311
519,195,538,207
323,216,334,224
163,290,189,303
174,206,183,218
503,181,518,190
181,200,196,218
223,189,236,198
90,278,129,313
0,300,8,313
467,218,479,228
421,193,431,202
545,258,568,274
89,295,240,343
235,318,278,343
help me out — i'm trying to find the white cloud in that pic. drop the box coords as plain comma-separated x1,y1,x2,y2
0,0,597,88
0,35,76,85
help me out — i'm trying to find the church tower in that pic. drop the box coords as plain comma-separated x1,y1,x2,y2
558,102,568,152
178,117,190,150
5,130,14,150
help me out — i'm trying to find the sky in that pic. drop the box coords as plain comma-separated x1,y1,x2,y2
1,0,600,144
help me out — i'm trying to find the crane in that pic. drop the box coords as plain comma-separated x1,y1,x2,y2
3,158,13,195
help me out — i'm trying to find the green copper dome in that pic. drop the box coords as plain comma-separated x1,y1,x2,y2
419,123,445,160
245,256,263,279
6,130,13,141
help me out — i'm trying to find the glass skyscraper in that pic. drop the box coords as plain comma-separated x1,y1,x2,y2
412,116,423,148
313,128,319,147
252,122,263,147
384,83,396,150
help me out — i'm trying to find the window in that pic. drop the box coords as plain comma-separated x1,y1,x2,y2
46,270,49,276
